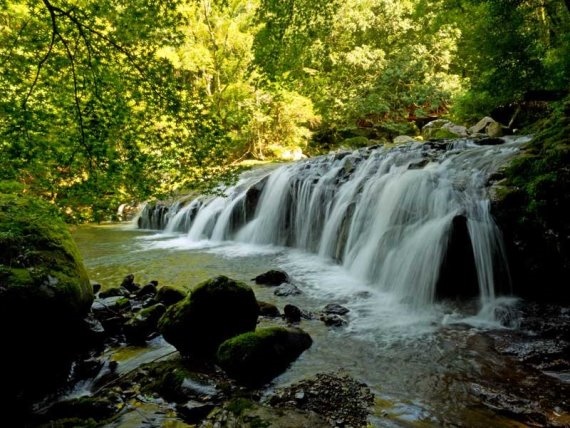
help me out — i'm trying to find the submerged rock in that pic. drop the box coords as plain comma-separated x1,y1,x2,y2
252,269,290,286
158,276,259,357
216,327,312,386
274,284,302,297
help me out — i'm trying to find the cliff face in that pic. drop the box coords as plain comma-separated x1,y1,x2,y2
491,99,570,302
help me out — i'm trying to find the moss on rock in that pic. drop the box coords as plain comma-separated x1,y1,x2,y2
216,327,312,386
158,275,259,357
491,98,570,301
0,186,94,406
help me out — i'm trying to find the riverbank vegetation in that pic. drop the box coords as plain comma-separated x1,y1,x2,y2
1,0,568,221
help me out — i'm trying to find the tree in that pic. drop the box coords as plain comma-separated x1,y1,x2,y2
0,0,237,221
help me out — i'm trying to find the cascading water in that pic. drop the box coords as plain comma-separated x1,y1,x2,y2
137,137,527,312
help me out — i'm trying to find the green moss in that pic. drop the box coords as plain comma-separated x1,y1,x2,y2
494,97,570,301
227,398,255,416
158,276,259,357
433,128,459,139
216,327,312,386
0,191,93,315
342,136,370,148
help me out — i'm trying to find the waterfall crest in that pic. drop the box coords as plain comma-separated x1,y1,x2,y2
137,137,527,309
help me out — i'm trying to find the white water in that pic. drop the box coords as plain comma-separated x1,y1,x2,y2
137,137,528,319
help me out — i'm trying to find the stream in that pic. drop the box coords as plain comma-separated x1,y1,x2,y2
73,223,569,427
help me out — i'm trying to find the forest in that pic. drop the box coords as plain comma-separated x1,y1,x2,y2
1,0,568,221
1,1,570,426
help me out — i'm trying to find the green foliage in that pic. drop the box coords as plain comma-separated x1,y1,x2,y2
1,0,567,219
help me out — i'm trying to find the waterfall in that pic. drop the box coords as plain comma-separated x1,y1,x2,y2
138,137,527,309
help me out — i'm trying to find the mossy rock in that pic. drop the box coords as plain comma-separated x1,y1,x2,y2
0,188,94,406
0,191,93,318
216,327,312,386
158,276,259,357
491,98,570,301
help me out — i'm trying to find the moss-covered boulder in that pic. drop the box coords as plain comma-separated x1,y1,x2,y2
216,327,312,386
158,276,259,357
0,185,94,406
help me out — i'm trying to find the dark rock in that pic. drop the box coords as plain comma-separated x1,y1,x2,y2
120,274,140,293
435,215,479,299
79,312,106,344
322,303,350,316
252,269,290,286
135,282,157,300
0,191,94,407
177,401,216,424
274,284,302,297
475,137,505,146
258,301,281,317
408,159,430,170
72,357,104,381
158,276,259,357
216,327,312,386
284,304,302,323
91,280,102,295
99,287,129,299
320,313,348,327
156,285,186,306
92,296,131,314
124,303,166,344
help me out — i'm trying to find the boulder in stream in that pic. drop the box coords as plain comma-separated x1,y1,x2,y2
216,327,312,386
252,269,290,286
158,276,259,357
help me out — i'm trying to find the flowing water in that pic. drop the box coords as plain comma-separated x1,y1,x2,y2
72,136,569,426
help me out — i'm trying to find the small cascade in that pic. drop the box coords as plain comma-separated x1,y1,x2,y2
137,137,527,309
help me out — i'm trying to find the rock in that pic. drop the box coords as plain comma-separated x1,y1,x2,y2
475,137,505,146
274,284,302,297
322,303,350,316
258,300,281,317
91,280,102,294
320,313,348,327
92,295,131,314
216,327,313,386
42,395,119,423
435,215,479,299
393,135,416,144
0,189,94,404
468,116,506,137
120,274,140,293
284,304,302,323
408,158,430,169
135,282,157,299
486,121,504,137
124,303,166,344
469,116,496,134
158,276,259,357
156,285,186,306
176,401,216,424
421,119,466,139
252,269,290,286
269,372,374,427
98,286,129,299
